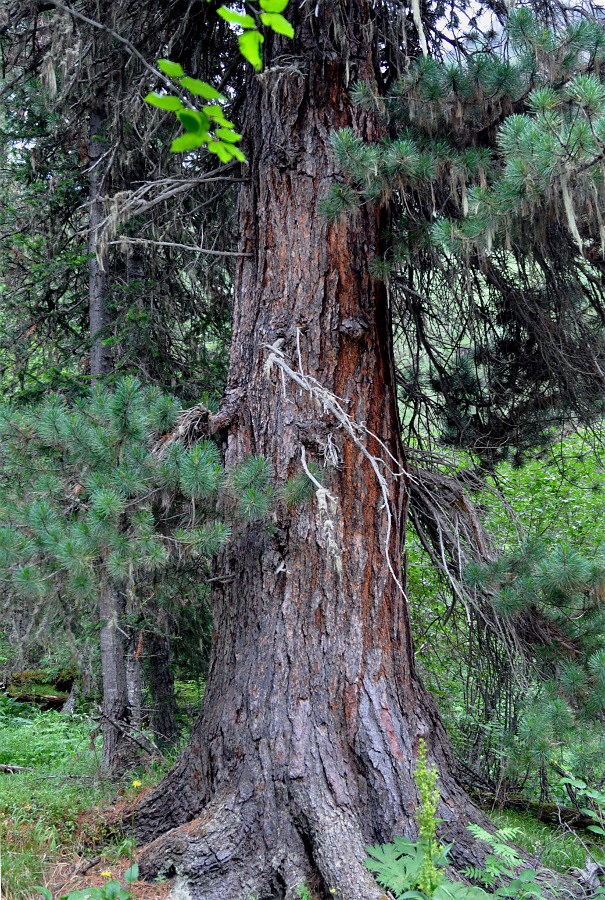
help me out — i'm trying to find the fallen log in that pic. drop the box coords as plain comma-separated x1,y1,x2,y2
0,763,30,774
472,788,599,830
7,691,67,710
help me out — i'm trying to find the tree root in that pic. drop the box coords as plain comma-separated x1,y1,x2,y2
138,791,286,900
136,782,590,900
137,786,397,900
139,779,471,900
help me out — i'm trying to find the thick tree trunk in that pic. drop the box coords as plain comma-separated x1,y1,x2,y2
147,609,179,749
131,4,486,897
88,105,113,379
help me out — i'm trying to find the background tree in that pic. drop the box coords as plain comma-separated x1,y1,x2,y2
0,377,269,765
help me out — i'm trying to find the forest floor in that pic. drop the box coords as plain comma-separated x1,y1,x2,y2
0,686,202,900
0,692,601,899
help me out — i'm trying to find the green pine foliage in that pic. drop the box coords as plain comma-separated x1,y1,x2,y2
465,537,605,787
0,378,322,657
0,379,230,640
329,10,605,255
326,9,605,461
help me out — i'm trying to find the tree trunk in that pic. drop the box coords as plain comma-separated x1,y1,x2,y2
131,4,486,897
61,678,79,716
98,583,131,770
125,632,142,731
147,609,179,749
88,105,113,379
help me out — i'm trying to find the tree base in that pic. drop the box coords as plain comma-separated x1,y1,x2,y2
139,789,401,900
134,760,493,900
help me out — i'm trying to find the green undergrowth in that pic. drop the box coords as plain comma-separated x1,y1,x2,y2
0,698,161,899
491,807,605,873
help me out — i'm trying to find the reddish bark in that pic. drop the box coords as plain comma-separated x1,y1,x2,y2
131,3,487,896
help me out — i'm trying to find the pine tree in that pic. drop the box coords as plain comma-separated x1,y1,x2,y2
465,539,605,793
0,377,298,766
1,1,237,401
325,8,605,462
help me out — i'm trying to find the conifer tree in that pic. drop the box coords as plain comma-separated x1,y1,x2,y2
126,2,605,897
465,539,605,793
0,377,280,766
4,0,605,895
326,8,605,462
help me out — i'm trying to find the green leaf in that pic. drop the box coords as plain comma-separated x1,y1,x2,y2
239,30,264,70
157,59,184,78
124,863,139,884
103,883,122,900
259,0,289,10
587,824,605,835
215,128,242,143
177,110,211,134
35,889,53,900
171,133,209,152
202,105,235,127
179,77,227,101
217,6,256,27
260,12,294,36
517,869,538,882
208,141,237,163
144,92,183,111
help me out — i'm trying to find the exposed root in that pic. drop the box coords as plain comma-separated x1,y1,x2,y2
290,788,388,900
137,786,394,900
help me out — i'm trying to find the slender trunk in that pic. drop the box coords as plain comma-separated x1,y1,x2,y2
125,593,142,731
88,105,112,379
131,4,487,897
147,610,178,749
125,634,142,731
98,583,131,770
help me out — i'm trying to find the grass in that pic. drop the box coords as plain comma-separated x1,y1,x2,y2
491,808,605,873
0,682,204,899
0,696,158,899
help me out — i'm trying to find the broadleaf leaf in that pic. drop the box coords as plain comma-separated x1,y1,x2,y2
158,59,184,77
144,92,183,111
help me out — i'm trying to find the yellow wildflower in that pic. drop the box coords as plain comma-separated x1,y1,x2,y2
100,871,112,877
132,780,142,788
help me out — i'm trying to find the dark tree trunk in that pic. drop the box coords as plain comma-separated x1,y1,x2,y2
147,610,179,749
88,105,113,379
131,4,487,897
98,584,132,770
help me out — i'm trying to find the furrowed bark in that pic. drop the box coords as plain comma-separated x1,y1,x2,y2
131,2,492,896
147,609,178,749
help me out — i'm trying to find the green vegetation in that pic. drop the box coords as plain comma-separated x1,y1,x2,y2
0,700,101,897
5,0,605,895
366,740,557,900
